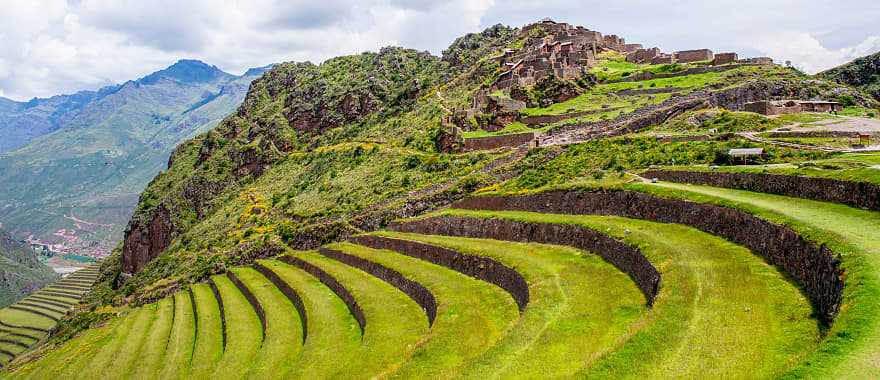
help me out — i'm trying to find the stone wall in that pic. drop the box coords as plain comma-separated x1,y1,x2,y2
350,235,530,311
451,190,844,322
462,132,536,152
208,278,227,348
279,255,366,333
642,170,880,212
674,49,714,63
227,271,267,343
318,247,437,325
390,217,661,306
253,263,308,342
713,52,738,65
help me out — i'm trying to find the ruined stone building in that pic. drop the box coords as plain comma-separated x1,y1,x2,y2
743,100,842,115
492,19,631,90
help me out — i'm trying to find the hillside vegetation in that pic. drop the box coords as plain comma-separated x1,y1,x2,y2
821,50,880,101
6,20,880,379
0,230,57,307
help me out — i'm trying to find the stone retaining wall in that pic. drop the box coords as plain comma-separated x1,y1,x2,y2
253,263,309,343
319,247,437,325
452,190,843,322
642,170,880,212
606,64,752,84
279,255,367,333
462,132,536,152
764,131,872,138
227,271,267,344
520,107,625,126
208,278,227,349
387,217,660,306
7,306,60,322
187,288,199,347
39,291,81,300
350,235,530,311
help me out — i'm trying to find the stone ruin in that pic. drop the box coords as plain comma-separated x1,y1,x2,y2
743,100,842,115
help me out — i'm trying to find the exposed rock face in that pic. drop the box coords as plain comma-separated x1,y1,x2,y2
122,205,173,274
452,190,844,323
643,170,880,211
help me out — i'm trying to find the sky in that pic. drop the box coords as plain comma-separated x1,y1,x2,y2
1,0,878,101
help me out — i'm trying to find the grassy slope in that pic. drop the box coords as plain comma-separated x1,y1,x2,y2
294,251,428,378
6,317,120,379
255,259,361,379
210,275,262,378
189,284,223,378
374,230,645,378
641,181,880,378
327,241,518,378
231,267,304,378
660,152,880,185
419,209,818,378
130,297,174,380
158,291,195,380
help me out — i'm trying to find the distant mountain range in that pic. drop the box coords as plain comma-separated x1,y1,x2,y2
0,59,271,257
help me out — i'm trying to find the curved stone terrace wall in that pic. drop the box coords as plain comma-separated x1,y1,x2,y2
642,170,880,212
452,190,843,323
253,263,309,343
390,216,659,306
350,235,531,311
318,247,437,326
462,132,537,152
279,255,367,334
227,271,267,345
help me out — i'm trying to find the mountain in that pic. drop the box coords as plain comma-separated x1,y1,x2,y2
110,20,869,296
0,228,57,307
0,60,270,258
820,50,880,100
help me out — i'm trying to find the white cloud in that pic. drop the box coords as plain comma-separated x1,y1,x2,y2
754,32,880,74
0,0,878,100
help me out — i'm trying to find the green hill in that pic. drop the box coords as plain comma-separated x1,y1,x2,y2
0,229,57,308
820,50,880,100
0,60,270,257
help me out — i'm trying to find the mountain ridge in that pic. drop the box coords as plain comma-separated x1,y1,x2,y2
0,60,272,258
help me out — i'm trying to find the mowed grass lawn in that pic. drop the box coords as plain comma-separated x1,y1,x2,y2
375,229,646,379
644,181,880,378
293,251,429,378
423,209,819,378
255,259,362,379
326,241,518,378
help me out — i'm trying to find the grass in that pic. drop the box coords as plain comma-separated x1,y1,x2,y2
637,181,880,378
113,303,158,377
74,307,143,378
130,297,175,379
415,209,819,378
158,291,196,379
765,136,857,149
255,259,361,379
189,283,223,378
293,251,429,378
656,152,880,185
461,121,534,138
374,229,646,379
0,309,56,330
327,241,518,378
232,267,304,378
6,317,121,379
210,275,262,379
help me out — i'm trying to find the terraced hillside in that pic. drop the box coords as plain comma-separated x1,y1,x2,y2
0,265,99,366
5,19,880,379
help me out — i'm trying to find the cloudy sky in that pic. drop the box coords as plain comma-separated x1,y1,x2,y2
1,0,878,101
